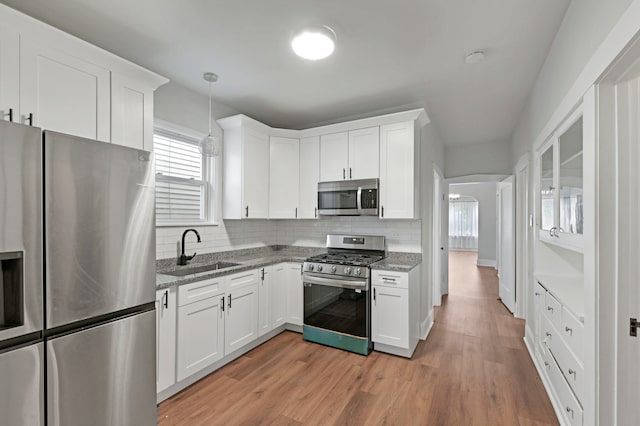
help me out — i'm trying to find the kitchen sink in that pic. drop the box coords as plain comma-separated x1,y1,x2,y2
162,261,240,277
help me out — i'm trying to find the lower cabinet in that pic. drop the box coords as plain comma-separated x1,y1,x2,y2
286,263,303,326
225,271,259,354
176,293,225,382
370,267,420,358
156,287,176,393
159,263,305,399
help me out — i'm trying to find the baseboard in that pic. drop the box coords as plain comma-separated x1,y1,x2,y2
420,309,434,340
374,341,417,358
523,336,565,426
477,258,497,268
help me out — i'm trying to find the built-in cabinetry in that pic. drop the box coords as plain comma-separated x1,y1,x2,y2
534,279,585,425
538,107,584,251
0,5,167,150
298,136,320,219
319,127,379,181
371,267,420,358
269,137,300,219
155,288,176,394
219,115,271,219
219,110,428,220
379,121,419,219
159,262,304,401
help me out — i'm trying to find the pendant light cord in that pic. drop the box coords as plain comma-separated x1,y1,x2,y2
208,80,212,136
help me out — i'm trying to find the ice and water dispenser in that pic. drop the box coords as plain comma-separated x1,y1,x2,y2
0,251,24,332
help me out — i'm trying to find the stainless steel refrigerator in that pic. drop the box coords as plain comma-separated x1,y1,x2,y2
0,120,157,425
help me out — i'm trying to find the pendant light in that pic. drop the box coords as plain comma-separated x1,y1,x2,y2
199,72,222,157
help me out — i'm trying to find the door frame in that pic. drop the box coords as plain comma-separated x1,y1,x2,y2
514,154,530,319
432,166,444,306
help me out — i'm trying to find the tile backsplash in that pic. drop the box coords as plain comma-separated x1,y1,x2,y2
156,217,421,260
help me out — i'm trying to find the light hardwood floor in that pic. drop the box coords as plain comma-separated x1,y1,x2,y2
158,251,558,425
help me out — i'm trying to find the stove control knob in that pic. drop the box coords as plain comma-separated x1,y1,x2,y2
354,268,362,276
308,264,314,271
331,266,337,273
317,265,323,272
344,267,352,274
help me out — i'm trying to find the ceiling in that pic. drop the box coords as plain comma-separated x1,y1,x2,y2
3,0,570,146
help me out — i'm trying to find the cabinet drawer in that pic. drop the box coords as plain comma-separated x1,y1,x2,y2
548,324,585,403
561,307,584,361
178,278,225,307
371,270,408,289
227,269,260,290
544,292,562,330
546,345,583,426
542,314,558,349
534,281,546,310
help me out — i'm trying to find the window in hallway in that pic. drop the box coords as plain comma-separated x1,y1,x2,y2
448,195,479,252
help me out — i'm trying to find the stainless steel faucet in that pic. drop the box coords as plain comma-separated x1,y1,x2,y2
178,229,201,265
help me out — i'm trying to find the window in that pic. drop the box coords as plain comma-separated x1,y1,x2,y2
448,199,479,250
154,124,216,225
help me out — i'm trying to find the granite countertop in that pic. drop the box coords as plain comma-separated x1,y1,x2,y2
156,246,422,289
371,252,422,272
156,246,324,290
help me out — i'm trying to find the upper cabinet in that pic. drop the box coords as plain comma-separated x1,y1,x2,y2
270,136,300,219
219,116,271,219
379,121,418,219
319,127,379,181
537,107,584,251
0,5,167,149
298,136,320,219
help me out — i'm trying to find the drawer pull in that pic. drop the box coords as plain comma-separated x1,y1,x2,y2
544,361,550,368
535,292,541,296
564,326,573,335
566,406,574,418
545,332,552,337
568,368,576,378
547,306,554,312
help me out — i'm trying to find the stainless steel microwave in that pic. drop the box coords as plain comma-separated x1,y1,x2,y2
317,178,379,216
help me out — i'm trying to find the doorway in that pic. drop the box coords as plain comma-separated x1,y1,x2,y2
497,177,515,313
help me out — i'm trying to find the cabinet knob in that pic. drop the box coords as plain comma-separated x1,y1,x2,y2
547,306,553,312
568,368,576,377
566,407,574,418
564,326,573,335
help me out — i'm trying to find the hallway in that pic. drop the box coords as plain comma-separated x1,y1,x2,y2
158,251,558,425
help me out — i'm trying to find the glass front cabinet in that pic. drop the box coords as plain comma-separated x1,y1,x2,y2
537,107,584,251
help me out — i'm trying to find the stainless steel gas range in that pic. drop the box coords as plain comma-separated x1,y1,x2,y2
302,234,385,355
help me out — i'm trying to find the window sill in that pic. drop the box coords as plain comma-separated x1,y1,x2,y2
156,222,219,228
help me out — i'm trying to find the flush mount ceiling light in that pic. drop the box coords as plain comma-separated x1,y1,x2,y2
465,50,485,64
449,193,461,200
199,72,222,157
291,26,336,60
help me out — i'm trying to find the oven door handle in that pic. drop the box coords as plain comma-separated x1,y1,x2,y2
303,273,369,291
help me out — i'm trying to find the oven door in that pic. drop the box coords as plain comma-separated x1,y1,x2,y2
303,273,370,338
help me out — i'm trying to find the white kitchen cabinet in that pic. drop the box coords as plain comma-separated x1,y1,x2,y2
537,107,584,251
299,136,320,218
348,126,379,179
0,27,18,122
111,73,154,151
258,266,272,337
0,5,167,146
176,293,225,382
155,287,176,393
270,264,288,328
286,263,304,326
320,128,380,182
320,131,349,181
219,116,271,219
269,137,300,219
225,271,259,353
20,37,111,142
379,121,417,219
371,267,420,358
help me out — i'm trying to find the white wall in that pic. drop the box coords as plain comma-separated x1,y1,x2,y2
420,123,446,333
511,0,634,164
445,141,512,178
449,182,498,267
276,218,421,253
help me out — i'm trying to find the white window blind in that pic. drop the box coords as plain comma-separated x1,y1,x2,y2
154,128,208,224
449,200,479,250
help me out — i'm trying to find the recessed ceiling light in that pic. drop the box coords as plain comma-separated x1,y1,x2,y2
465,51,485,64
291,26,336,60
